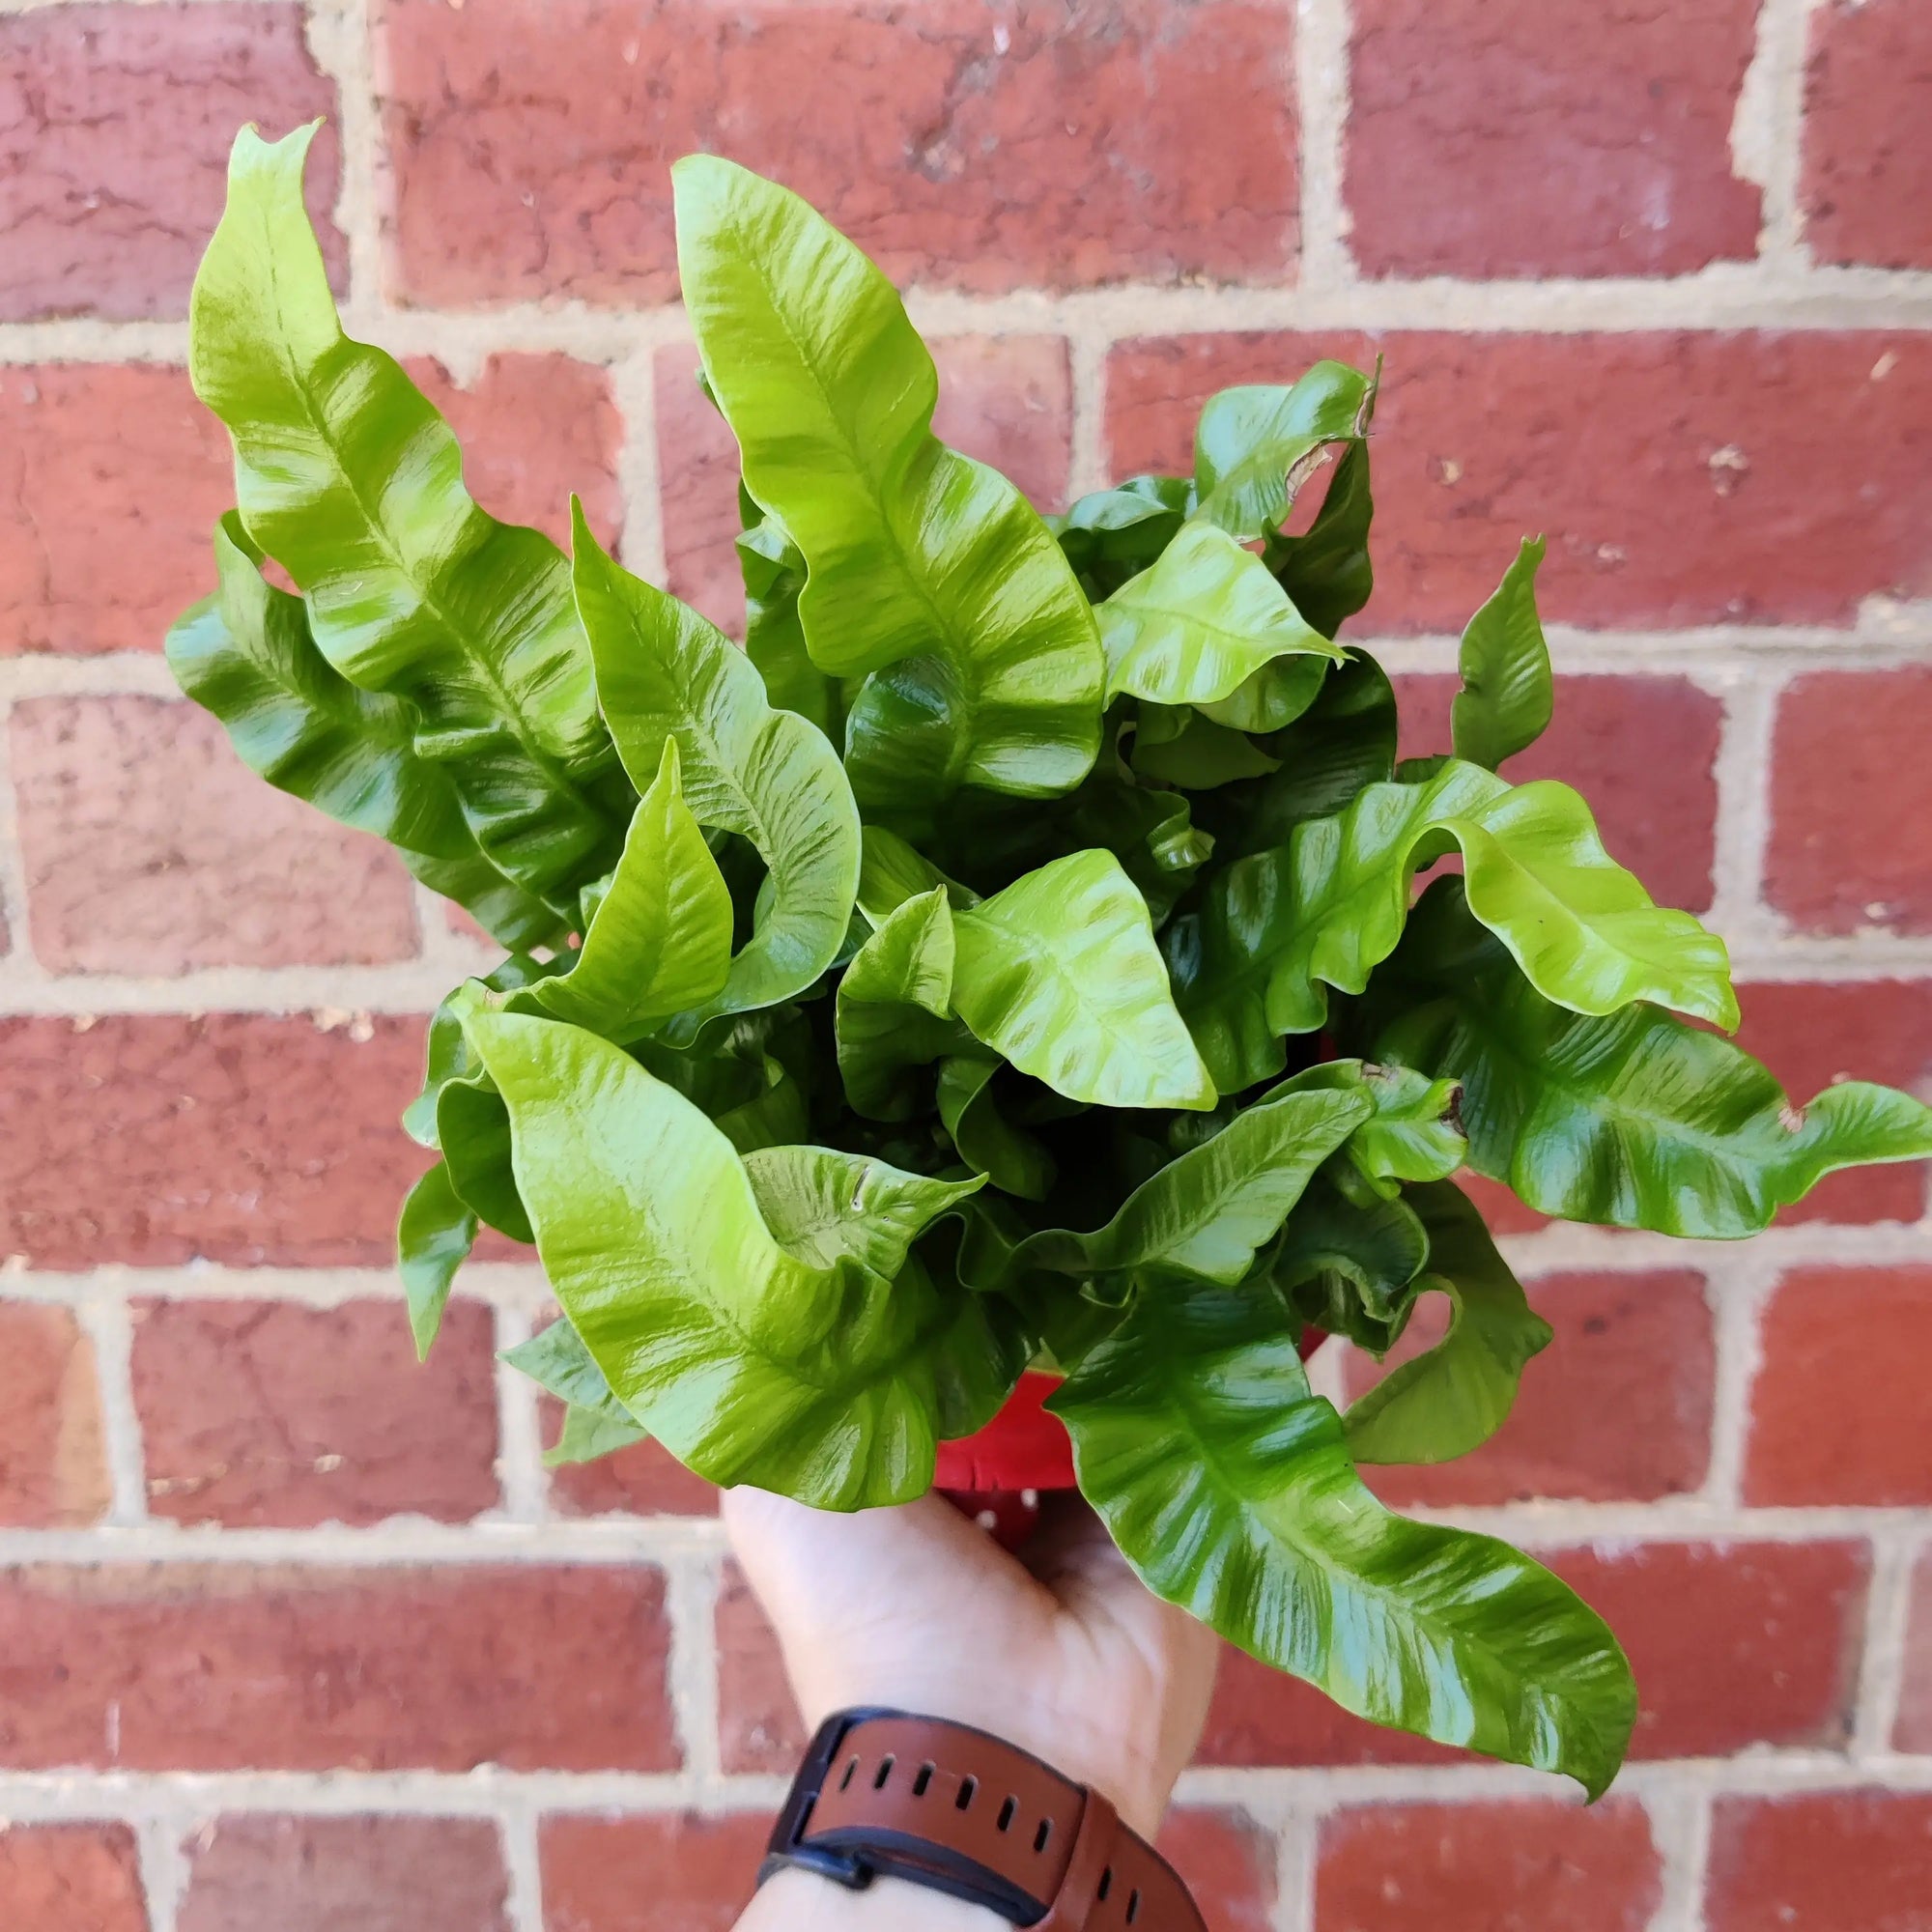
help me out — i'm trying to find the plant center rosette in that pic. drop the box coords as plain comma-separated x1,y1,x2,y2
168,123,1932,1804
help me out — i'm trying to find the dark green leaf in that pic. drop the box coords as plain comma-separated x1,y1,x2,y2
837,888,980,1120
1050,1284,1636,1796
1273,1169,1431,1353
1263,440,1375,639
396,1160,476,1359
1132,712,1281,790
938,1058,1057,1201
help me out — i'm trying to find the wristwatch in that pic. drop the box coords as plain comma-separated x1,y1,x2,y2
760,1708,1208,1930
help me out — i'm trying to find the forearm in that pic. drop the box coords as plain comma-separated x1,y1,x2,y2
736,1868,1003,1932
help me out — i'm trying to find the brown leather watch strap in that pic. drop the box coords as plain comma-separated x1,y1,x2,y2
760,1709,1206,1932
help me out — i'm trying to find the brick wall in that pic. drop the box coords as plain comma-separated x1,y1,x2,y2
0,1,1928,1927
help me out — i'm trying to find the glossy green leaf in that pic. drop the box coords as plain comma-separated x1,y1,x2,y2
673,156,1105,808
437,1073,531,1244
520,739,732,1039
1280,1061,1467,1191
1049,475,1192,599
1192,363,1378,543
1132,712,1280,790
404,957,560,1149
837,888,980,1120
1263,440,1375,639
742,1145,985,1278
713,1054,810,1154
1195,655,1331,737
1098,522,1344,712
469,1011,1015,1506
189,124,630,917
168,516,561,950
1376,881,1932,1237
573,504,862,1029
396,1160,476,1359
1452,538,1552,772
938,1058,1057,1201
1014,1084,1370,1287
1273,1170,1431,1353
1345,1180,1552,1464
950,850,1215,1110
1170,758,1737,1094
501,1319,650,1466
738,507,843,743
1050,1284,1636,1796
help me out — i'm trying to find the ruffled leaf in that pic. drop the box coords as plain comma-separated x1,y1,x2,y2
951,850,1215,1110
742,1145,985,1279
188,124,630,917
1049,475,1192,599
468,1011,1017,1507
737,506,843,743
1345,1180,1553,1464
1170,758,1737,1094
836,888,980,1121
1191,362,1378,543
1050,1283,1636,1797
1375,881,1932,1237
1272,1169,1431,1353
938,1058,1057,1201
673,156,1105,810
1263,439,1375,639
573,504,862,1032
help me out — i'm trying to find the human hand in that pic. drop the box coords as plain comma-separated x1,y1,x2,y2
723,1486,1220,1843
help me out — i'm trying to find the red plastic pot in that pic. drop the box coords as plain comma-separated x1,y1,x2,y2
937,1330,1329,1543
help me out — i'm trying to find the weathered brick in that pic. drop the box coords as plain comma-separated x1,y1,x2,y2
544,1400,717,1519
0,1014,431,1269
0,1563,675,1772
1707,1791,1932,1932
539,1814,766,1932
133,1299,499,1528
1803,0,1932,270
1768,668,1932,935
1316,1800,1662,1932
1747,1267,1932,1505
1731,980,1932,1225
1347,0,1760,278
660,333,1073,636
12,696,420,976
1203,1539,1867,1764
1107,331,1932,630
0,1303,110,1528
1349,1269,1714,1506
0,4,341,321
1895,1546,1932,1752
716,1559,807,1774
379,0,1295,304
409,354,622,554
0,1823,147,1932
1159,1809,1277,1932
0,365,234,657
179,1816,509,1932
1394,672,1721,913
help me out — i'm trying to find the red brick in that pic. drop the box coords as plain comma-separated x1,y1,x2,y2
1894,1547,1932,1751
545,1402,717,1519
1803,0,1932,270
1730,980,1932,1225
1349,1269,1714,1506
540,1814,766,1932
1746,1267,1932,1505
0,1562,675,1772
180,1816,508,1932
1769,669,1932,935
1107,331,1932,630
1316,1799,1662,1932
716,1560,807,1774
12,697,419,976
1395,673,1720,913
133,1299,499,1528
379,0,1294,304
0,1303,109,1528
0,1014,431,1269
408,355,623,555
0,1824,147,1932
661,333,1073,637
1203,1539,1867,1765
1707,1791,1932,1932
0,5,341,322
0,365,234,657
1347,0,1760,279
1158,1809,1277,1932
